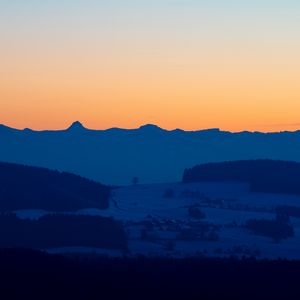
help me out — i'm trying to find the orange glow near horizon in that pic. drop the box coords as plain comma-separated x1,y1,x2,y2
1,58,300,132
1,1,300,132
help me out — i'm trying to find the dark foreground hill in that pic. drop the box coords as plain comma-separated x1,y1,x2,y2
0,162,110,212
0,214,127,250
0,249,299,300
183,160,300,195
2,121,300,185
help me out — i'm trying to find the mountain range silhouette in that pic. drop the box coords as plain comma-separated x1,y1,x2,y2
1,121,300,184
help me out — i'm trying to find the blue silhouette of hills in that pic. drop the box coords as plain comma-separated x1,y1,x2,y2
1,121,300,184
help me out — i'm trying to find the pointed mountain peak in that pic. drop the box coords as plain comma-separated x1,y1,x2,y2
67,121,87,131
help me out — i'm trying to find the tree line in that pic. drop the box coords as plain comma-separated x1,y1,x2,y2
183,160,300,195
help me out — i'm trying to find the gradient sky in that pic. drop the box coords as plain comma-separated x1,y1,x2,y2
0,0,300,131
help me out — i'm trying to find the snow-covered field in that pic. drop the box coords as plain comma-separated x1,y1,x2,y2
15,182,300,259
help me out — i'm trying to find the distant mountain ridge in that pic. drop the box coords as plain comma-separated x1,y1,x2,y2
1,121,300,184
0,121,223,134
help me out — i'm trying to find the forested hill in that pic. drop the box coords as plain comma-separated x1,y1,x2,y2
0,162,110,212
183,160,300,195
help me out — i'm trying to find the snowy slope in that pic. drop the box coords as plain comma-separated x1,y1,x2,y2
15,181,300,259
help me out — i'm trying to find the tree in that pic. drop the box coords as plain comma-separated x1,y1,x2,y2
163,188,175,199
132,177,139,186
188,206,206,219
245,218,294,242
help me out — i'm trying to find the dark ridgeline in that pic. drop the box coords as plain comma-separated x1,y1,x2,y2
0,249,300,300
0,162,127,251
183,159,300,195
0,162,110,211
0,214,127,250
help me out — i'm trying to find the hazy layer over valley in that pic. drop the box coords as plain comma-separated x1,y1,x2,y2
1,121,300,185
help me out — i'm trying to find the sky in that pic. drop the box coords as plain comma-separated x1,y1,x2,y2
0,0,300,132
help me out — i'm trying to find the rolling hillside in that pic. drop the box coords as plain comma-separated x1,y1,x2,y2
0,162,110,211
